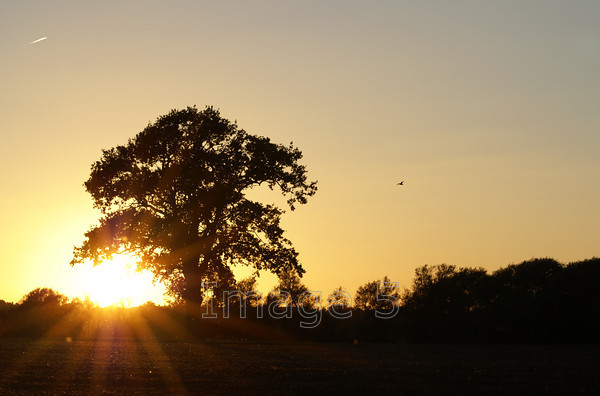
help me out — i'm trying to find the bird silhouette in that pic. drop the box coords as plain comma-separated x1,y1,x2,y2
397,181,404,185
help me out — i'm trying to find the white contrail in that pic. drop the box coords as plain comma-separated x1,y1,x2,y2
26,37,47,45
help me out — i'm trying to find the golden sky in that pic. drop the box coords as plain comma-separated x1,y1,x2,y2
1,1,599,304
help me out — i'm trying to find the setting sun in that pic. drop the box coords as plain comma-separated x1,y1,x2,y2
79,254,166,307
1,2,600,394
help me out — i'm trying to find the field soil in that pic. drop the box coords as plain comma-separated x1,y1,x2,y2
0,338,598,395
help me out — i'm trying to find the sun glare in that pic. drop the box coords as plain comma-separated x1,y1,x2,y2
81,254,166,307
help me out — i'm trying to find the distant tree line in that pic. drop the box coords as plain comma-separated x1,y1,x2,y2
400,257,600,343
1,257,599,343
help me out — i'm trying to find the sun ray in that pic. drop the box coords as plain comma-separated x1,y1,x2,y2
130,314,187,393
2,307,90,389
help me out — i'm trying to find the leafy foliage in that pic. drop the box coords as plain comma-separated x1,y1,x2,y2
268,268,317,309
1,257,600,342
327,286,351,310
71,106,317,314
19,288,69,308
354,276,400,311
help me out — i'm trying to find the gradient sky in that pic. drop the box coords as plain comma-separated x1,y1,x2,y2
1,1,599,304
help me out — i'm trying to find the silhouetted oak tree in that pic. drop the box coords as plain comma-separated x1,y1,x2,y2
71,106,317,334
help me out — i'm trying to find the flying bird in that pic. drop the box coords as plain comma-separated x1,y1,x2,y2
26,37,47,46
397,181,404,186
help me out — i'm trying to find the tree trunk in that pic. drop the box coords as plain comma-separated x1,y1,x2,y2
181,228,216,340
183,259,205,339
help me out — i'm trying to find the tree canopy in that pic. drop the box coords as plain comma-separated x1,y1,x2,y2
19,287,69,308
71,106,317,329
354,276,400,311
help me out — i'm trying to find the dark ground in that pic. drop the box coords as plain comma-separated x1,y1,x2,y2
0,338,598,395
